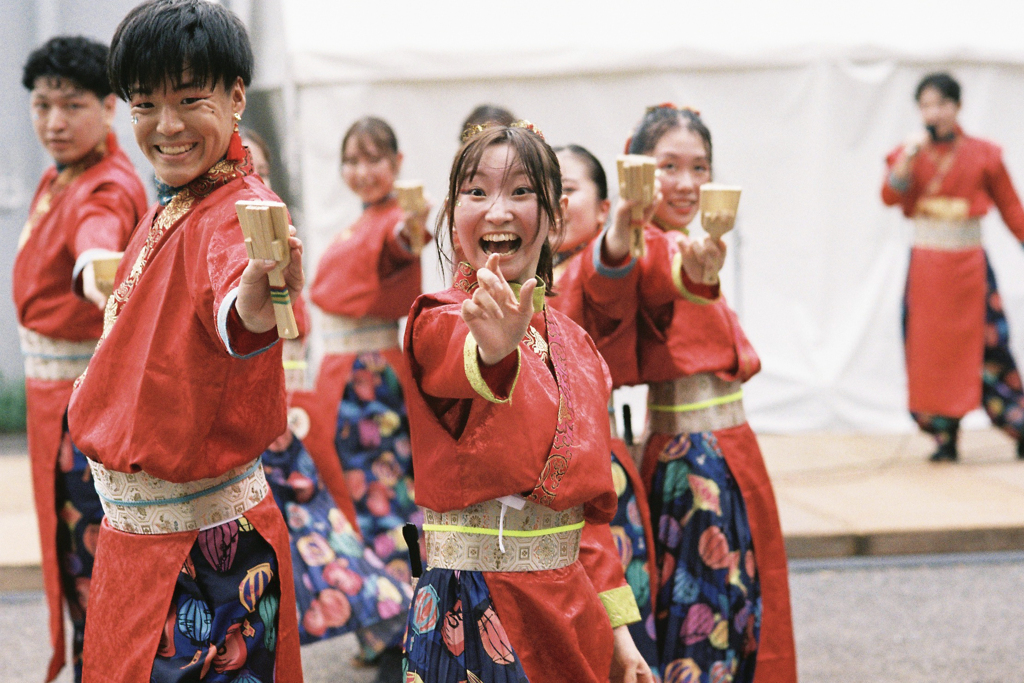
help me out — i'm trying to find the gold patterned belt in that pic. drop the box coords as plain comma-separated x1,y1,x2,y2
321,314,399,354
18,326,96,381
648,373,746,434
281,338,309,392
422,497,584,572
912,217,982,251
88,457,268,535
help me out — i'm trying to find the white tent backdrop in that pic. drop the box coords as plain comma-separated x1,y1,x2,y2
244,0,1024,434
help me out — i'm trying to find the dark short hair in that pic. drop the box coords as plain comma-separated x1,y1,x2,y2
628,105,713,168
438,125,563,292
108,0,253,100
341,117,399,163
915,72,960,104
22,36,112,97
553,144,608,201
460,105,516,141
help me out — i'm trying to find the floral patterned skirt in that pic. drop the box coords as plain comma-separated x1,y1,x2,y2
403,569,530,683
55,433,104,683
335,352,421,585
609,451,659,668
647,431,761,683
151,517,280,683
262,435,412,654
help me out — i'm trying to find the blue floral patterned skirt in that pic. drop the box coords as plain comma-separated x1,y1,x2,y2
262,435,412,654
335,352,421,584
647,431,761,683
151,517,280,683
403,569,530,683
55,433,104,683
609,452,659,668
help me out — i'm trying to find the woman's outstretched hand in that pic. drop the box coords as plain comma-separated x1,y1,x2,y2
603,178,663,263
461,253,536,365
678,233,726,285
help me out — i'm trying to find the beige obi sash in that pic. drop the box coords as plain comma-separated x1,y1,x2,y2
18,326,97,381
912,217,982,251
322,314,399,354
88,457,268,535
648,373,746,434
422,497,584,572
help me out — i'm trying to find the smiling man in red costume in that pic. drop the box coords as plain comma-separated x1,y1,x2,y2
16,35,147,683
883,73,1024,462
66,1,305,681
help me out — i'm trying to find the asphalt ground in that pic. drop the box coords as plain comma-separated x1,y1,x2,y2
4,551,1022,683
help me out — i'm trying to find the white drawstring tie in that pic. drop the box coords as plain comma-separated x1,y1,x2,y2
495,494,527,553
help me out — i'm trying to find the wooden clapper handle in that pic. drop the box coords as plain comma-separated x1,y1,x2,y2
394,181,427,255
617,155,657,259
234,200,299,339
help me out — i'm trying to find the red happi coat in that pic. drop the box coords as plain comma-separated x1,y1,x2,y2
67,154,301,683
550,246,659,624
582,226,798,683
12,132,146,682
296,196,423,526
882,128,1024,416
404,265,629,683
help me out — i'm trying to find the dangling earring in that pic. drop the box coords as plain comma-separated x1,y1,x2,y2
227,111,245,162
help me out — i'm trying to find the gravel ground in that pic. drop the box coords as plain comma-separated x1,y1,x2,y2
4,553,1024,682
790,553,1024,683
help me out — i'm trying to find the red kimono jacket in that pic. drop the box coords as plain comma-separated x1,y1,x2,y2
12,132,146,682
583,226,797,683
882,129,1024,416
404,265,631,683
297,197,423,525
67,155,301,683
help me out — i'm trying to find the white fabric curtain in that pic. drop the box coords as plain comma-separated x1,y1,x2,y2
266,0,1024,433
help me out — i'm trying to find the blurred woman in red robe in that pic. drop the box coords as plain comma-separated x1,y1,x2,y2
548,144,659,672
882,72,1024,462
582,105,797,683
301,117,427,674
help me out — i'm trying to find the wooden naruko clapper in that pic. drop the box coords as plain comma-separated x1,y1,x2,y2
616,154,657,259
234,200,299,339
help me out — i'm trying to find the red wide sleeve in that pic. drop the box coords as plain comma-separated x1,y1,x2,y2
309,204,422,320
186,199,278,357
71,182,139,256
637,227,721,309
985,147,1024,242
410,304,523,403
881,144,911,209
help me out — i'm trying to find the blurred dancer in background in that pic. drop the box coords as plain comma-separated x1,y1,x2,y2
883,72,1024,463
16,35,146,682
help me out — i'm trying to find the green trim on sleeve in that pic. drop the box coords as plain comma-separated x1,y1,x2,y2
599,585,642,628
671,251,718,305
463,333,521,404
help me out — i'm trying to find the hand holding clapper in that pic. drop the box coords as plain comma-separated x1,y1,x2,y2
616,155,657,259
394,181,428,255
234,200,299,339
